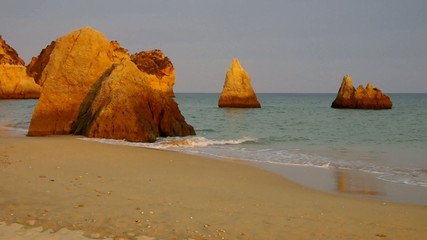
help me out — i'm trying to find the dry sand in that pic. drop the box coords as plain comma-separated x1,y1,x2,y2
1,135,427,239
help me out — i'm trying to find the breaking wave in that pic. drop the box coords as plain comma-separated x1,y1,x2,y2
80,136,258,149
156,136,258,148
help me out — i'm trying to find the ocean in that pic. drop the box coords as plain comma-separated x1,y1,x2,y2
1,93,427,189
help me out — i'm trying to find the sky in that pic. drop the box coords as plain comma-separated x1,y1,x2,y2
1,0,426,93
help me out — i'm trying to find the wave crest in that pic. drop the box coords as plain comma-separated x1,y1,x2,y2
158,136,257,148
79,136,258,149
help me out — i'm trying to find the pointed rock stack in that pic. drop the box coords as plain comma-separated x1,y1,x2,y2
0,36,41,99
27,26,195,141
218,58,261,108
331,74,392,109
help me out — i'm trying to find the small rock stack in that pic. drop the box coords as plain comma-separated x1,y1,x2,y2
331,74,392,109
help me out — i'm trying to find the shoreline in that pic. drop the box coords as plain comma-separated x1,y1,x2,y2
80,136,427,206
1,135,427,239
2,128,427,206
2,127,427,206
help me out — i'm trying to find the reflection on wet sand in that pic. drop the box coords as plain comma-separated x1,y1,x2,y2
335,169,382,196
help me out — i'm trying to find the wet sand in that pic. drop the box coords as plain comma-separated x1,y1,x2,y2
1,135,427,239
256,162,427,206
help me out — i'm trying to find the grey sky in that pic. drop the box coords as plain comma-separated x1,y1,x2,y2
1,0,426,93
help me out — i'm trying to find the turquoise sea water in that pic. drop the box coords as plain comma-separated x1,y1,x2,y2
1,93,427,188
0,99,37,135
174,93,427,187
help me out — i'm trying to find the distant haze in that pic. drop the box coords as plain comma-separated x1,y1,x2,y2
1,0,426,93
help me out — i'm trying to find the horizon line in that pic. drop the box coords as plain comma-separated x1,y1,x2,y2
174,92,427,94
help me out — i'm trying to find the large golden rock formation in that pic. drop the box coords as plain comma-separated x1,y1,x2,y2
218,58,261,108
73,60,194,142
28,26,194,141
331,74,392,109
131,50,175,97
0,36,41,99
28,27,129,135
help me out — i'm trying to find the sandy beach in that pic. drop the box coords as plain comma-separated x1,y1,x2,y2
1,135,427,239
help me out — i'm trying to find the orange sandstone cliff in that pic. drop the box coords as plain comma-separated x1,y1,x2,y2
0,36,41,99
